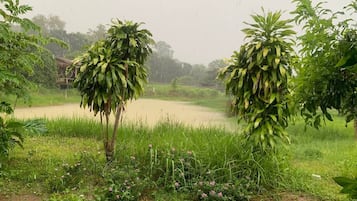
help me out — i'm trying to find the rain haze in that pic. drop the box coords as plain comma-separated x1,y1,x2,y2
22,0,352,65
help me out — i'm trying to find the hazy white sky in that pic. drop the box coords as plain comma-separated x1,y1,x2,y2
22,0,353,65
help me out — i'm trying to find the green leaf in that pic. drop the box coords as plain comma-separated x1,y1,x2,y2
279,66,286,76
106,74,112,89
346,114,354,123
263,47,269,58
247,46,255,57
118,72,127,87
80,64,87,72
261,65,269,71
256,42,262,49
248,61,255,70
269,115,277,122
254,118,262,128
275,45,281,57
334,177,356,187
101,62,108,73
98,73,104,83
335,55,351,67
275,58,280,65
93,57,99,65
129,38,137,47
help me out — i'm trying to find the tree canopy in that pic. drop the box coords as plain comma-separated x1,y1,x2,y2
292,0,357,136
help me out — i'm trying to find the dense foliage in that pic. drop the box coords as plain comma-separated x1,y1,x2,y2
0,0,48,164
72,20,154,161
292,0,357,136
219,10,295,150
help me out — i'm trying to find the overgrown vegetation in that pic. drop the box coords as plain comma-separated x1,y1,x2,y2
0,117,354,200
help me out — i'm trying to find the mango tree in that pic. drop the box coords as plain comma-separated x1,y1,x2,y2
218,10,295,150
292,0,357,138
72,20,153,162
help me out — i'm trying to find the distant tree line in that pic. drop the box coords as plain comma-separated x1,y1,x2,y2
147,41,226,89
28,15,226,89
26,15,107,88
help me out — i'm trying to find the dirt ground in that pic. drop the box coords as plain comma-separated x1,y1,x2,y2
13,99,234,130
0,194,41,201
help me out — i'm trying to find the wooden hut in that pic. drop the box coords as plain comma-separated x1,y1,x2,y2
56,57,77,88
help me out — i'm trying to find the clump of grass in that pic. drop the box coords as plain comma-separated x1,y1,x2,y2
45,117,102,139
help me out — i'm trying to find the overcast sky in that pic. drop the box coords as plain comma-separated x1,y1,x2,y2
22,0,353,65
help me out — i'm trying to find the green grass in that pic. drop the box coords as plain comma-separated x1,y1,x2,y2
2,88,80,108
143,83,230,112
1,85,356,200
284,116,356,200
1,119,291,201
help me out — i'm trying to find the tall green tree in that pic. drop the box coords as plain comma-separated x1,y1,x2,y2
292,0,357,138
72,20,153,162
219,10,295,150
0,0,49,161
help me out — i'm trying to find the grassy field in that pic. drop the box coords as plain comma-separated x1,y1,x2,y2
2,84,228,112
2,88,81,108
286,117,357,200
0,84,356,200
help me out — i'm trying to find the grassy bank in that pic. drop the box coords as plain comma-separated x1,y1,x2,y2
143,84,228,112
1,84,229,113
1,88,80,108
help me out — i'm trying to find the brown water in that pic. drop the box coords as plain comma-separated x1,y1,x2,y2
14,99,233,130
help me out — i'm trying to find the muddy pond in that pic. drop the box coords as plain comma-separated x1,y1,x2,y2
14,99,234,130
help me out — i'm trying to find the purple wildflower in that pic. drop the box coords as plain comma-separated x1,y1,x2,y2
201,193,208,198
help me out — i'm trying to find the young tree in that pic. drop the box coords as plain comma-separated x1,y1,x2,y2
292,0,357,138
218,10,295,150
72,20,153,162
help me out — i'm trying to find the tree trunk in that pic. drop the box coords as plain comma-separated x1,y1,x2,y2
354,118,357,140
105,143,114,162
103,108,113,162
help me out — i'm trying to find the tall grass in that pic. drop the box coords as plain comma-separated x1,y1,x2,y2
1,118,291,200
